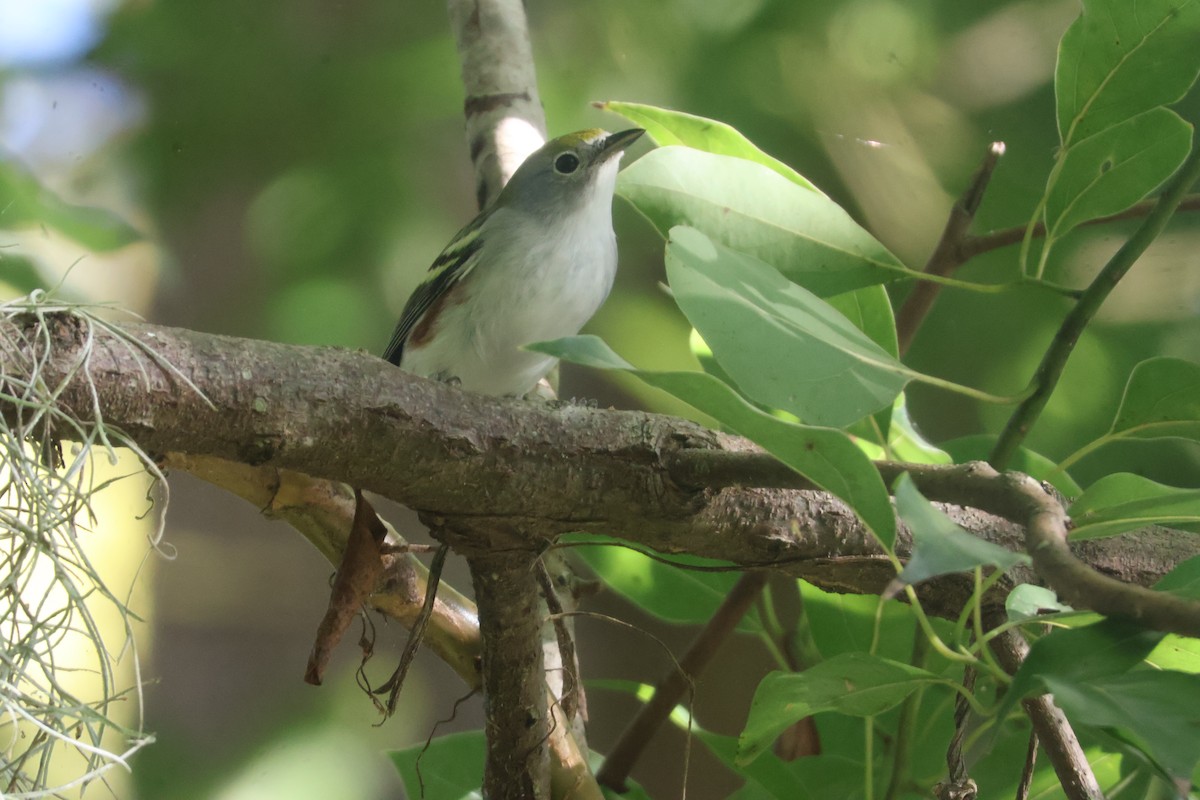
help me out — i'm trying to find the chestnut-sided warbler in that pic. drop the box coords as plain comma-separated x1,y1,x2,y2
382,127,645,396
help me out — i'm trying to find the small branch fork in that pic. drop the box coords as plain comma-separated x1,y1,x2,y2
896,142,1006,355
990,144,1200,468
896,139,1200,358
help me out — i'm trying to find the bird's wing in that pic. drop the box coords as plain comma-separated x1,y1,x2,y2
381,212,488,365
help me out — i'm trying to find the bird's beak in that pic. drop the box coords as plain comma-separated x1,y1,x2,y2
595,128,645,163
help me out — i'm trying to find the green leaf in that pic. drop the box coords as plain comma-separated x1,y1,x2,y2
666,226,909,428
1109,356,1200,442
1045,108,1193,241
564,533,763,633
603,679,864,800
1044,671,1200,781
389,730,484,800
600,101,820,192
825,284,899,359
698,731,864,800
737,653,945,765
1056,0,1200,147
997,618,1165,729
847,393,952,464
531,334,897,546
941,435,1083,497
1153,554,1200,600
1005,584,1074,623
801,580,919,662
885,394,951,465
0,157,142,252
1068,473,1200,539
618,147,906,297
1147,637,1200,675
892,473,1030,586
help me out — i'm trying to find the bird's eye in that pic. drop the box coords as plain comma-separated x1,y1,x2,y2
553,152,580,174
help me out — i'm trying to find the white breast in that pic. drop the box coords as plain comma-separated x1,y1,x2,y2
400,161,622,396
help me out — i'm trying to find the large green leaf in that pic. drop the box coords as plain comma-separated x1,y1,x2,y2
389,730,484,800
601,679,864,800
1145,558,1200,675
1110,357,1200,442
882,394,951,464
1033,0,1200,270
825,283,898,359
0,157,142,252
1044,108,1193,241
564,533,764,633
801,580,920,662
1056,0,1200,146
1069,472,1200,539
531,334,896,546
699,731,863,800
892,473,1029,586
666,227,909,428
1154,554,1200,600
600,101,820,192
618,147,906,297
997,618,1165,730
737,653,946,765
1044,671,1200,781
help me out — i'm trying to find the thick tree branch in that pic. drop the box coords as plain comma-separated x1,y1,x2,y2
158,453,605,797
5,313,1198,633
464,545,549,799
443,3,557,791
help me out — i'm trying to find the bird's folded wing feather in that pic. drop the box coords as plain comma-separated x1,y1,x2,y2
382,213,488,365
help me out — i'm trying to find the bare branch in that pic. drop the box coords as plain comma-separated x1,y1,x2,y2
596,572,768,792
897,141,1005,355
989,627,1104,800
463,543,549,799
161,454,486,684
446,0,548,208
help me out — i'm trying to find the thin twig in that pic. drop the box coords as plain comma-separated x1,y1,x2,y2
990,144,1200,469
937,665,977,799
536,558,582,722
895,139,1200,355
960,193,1200,261
897,142,1005,355
883,629,928,800
375,543,450,717
596,571,768,792
989,627,1103,800
1016,731,1039,800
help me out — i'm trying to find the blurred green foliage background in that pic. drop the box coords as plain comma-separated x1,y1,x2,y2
2,0,1198,797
